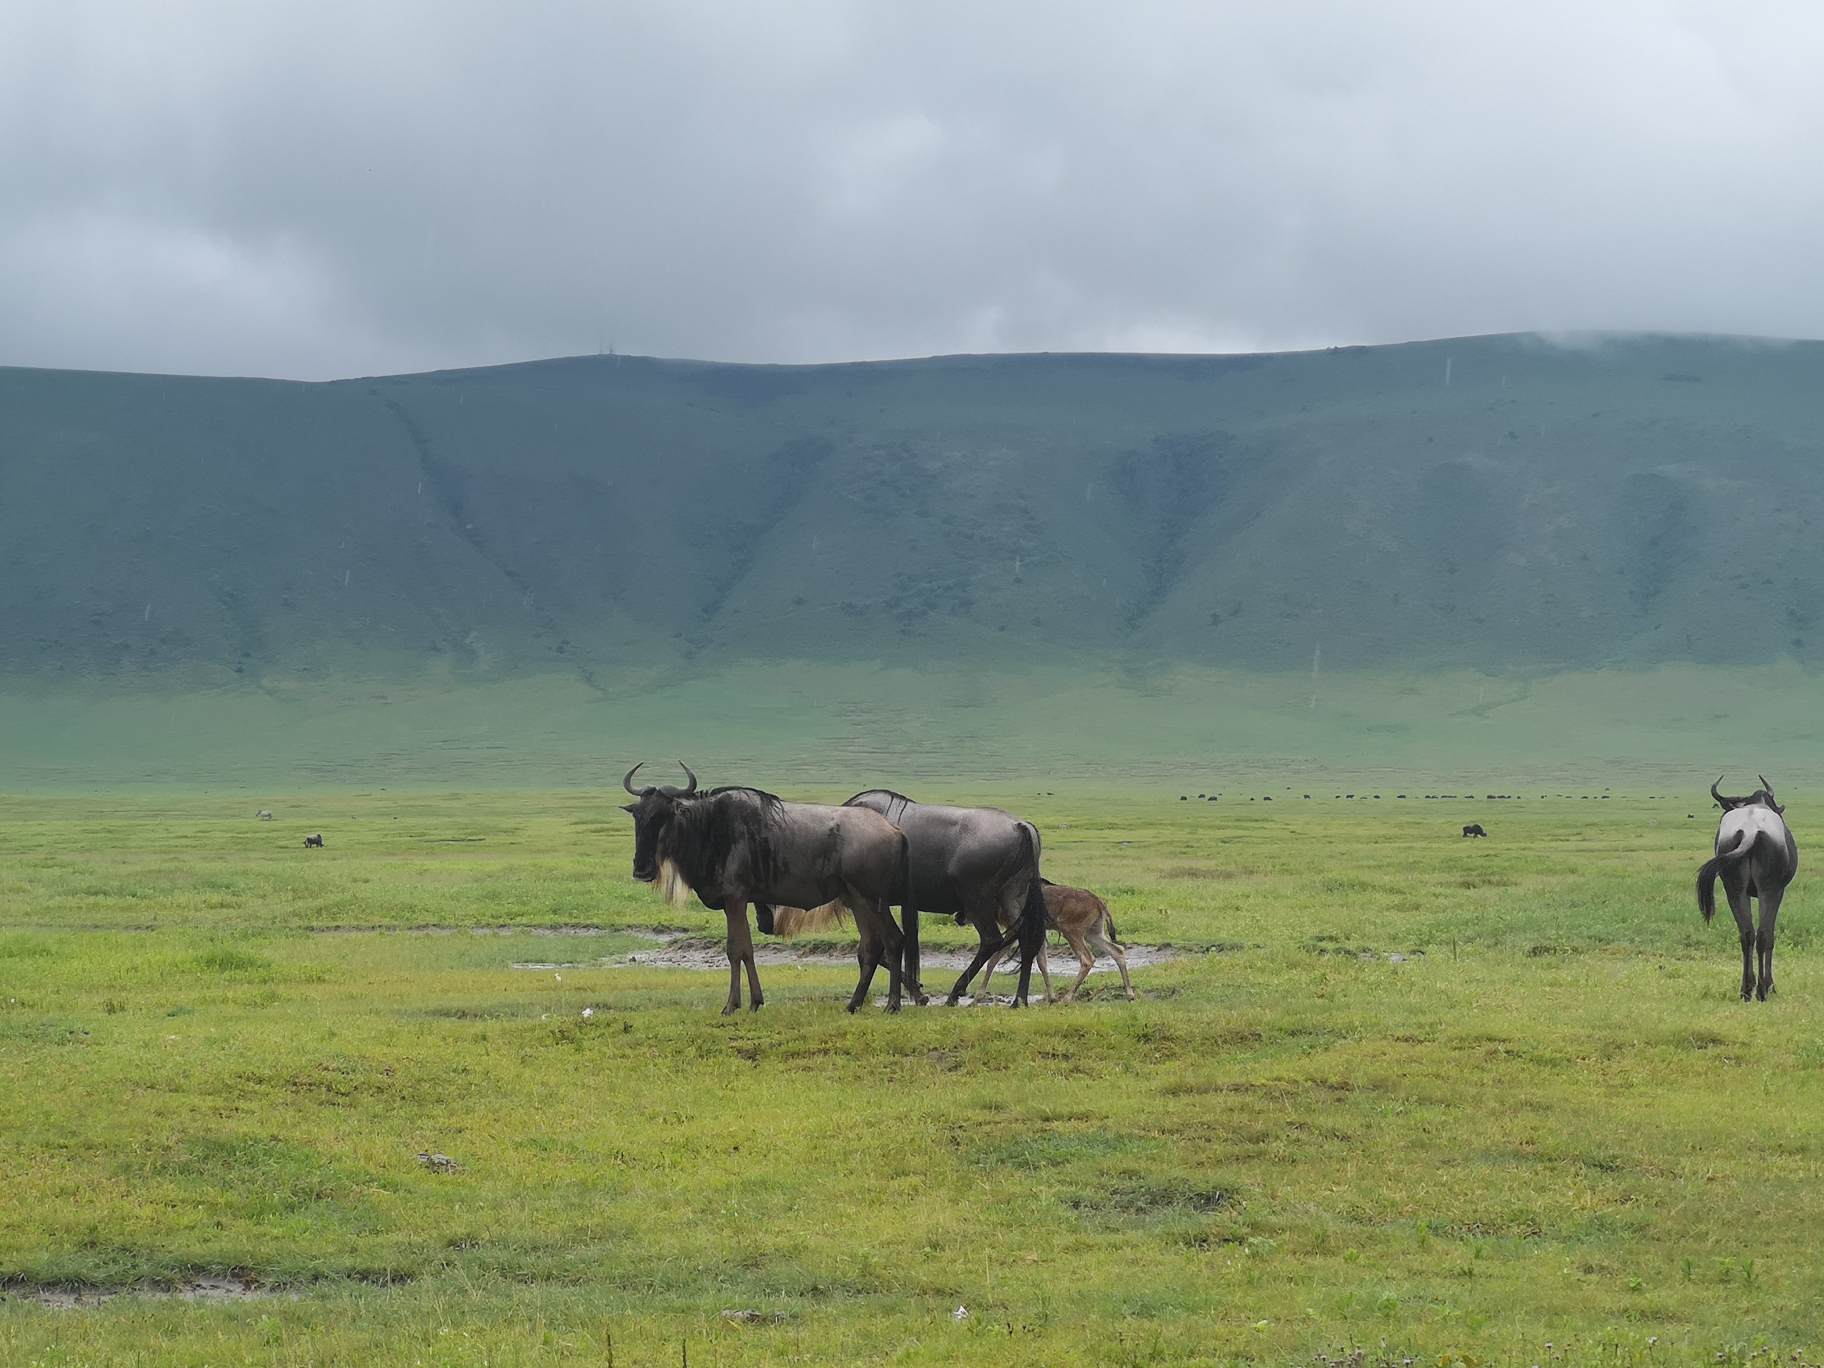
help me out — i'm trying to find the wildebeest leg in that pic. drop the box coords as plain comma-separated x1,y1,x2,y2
1756,882,1785,1001
1061,927,1096,1003
846,894,906,1013
981,940,1051,1000
1089,920,1135,1001
724,902,762,1015
946,906,1010,1005
1724,876,1756,1002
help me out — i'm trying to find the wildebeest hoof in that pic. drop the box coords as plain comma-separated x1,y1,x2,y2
722,1003,740,1016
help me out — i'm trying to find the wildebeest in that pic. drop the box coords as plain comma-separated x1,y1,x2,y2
303,834,324,848
836,790,1047,1008
1462,823,1487,838
621,763,912,1014
256,809,273,821
1697,775,1799,1002
980,880,1135,1003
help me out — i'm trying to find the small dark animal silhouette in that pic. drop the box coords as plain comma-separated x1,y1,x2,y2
1697,775,1798,1001
1462,824,1487,838
304,834,324,848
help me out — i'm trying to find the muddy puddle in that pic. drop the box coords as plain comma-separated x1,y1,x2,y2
512,934,1183,975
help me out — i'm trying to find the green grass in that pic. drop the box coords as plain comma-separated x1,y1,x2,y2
6,658,1824,792
3,793,1823,1365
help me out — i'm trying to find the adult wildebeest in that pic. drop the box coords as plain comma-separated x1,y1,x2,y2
303,834,324,848
621,763,912,1014
1697,775,1798,1002
980,880,1135,1003
837,790,1047,1008
1463,823,1487,838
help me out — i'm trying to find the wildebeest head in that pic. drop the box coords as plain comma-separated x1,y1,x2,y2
1711,775,1785,816
621,761,698,882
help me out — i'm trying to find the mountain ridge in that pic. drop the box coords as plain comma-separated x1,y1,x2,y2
3,332,1821,687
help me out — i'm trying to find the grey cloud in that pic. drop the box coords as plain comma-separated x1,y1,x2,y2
3,0,1822,379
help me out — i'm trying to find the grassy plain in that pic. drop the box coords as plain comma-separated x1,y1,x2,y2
2,790,1823,1366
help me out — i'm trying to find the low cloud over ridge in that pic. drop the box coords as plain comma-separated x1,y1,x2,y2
3,1,1823,379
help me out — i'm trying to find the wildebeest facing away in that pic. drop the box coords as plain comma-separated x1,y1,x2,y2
303,834,324,848
1463,823,1487,838
622,763,912,1014
979,880,1135,1003
839,790,1047,1007
1697,775,1799,1002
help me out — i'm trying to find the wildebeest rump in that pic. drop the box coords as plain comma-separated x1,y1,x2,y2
1697,775,1799,1002
840,790,1047,1008
622,763,912,1013
980,880,1136,1003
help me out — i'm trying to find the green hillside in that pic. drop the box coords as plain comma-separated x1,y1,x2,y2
6,334,1824,789
5,332,1823,686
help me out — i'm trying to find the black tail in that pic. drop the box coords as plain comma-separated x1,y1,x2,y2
1697,829,1757,922
1102,908,1121,944
1011,826,1047,1006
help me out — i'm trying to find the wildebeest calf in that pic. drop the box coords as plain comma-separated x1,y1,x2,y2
980,880,1135,1003
1462,824,1487,838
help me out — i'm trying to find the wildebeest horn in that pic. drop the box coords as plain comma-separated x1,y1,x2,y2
1711,776,1726,806
623,763,645,796
678,761,697,795
1760,774,1775,796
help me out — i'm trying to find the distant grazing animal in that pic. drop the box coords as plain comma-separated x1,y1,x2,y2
980,880,1135,1003
832,790,1047,1008
1697,776,1798,1002
303,834,324,848
256,809,273,821
1462,824,1487,838
622,763,911,1014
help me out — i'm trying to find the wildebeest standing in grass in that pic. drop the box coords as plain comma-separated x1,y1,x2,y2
1697,776,1798,1002
622,763,912,1014
837,790,1048,1008
980,880,1135,1003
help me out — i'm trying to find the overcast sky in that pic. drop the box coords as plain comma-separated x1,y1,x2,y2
3,1,1822,380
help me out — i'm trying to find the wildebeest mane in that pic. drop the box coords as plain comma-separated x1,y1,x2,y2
664,786,787,892
846,788,917,825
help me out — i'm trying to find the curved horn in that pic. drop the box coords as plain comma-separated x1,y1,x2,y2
623,763,645,796
1711,776,1726,807
1760,774,1775,795
678,761,697,795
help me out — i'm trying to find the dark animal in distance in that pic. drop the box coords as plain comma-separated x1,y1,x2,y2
303,834,324,848
1697,775,1798,1002
836,790,1047,1008
980,880,1135,1003
622,763,911,1014
1462,824,1487,838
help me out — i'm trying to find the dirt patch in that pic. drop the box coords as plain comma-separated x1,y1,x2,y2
12,1275,269,1308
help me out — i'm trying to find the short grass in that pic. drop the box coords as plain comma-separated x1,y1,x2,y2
2,792,1822,1366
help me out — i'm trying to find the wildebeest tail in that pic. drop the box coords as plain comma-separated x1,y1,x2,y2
1016,826,1047,964
1696,827,1759,923
769,901,848,937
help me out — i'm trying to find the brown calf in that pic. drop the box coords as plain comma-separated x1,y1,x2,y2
980,881,1135,1003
